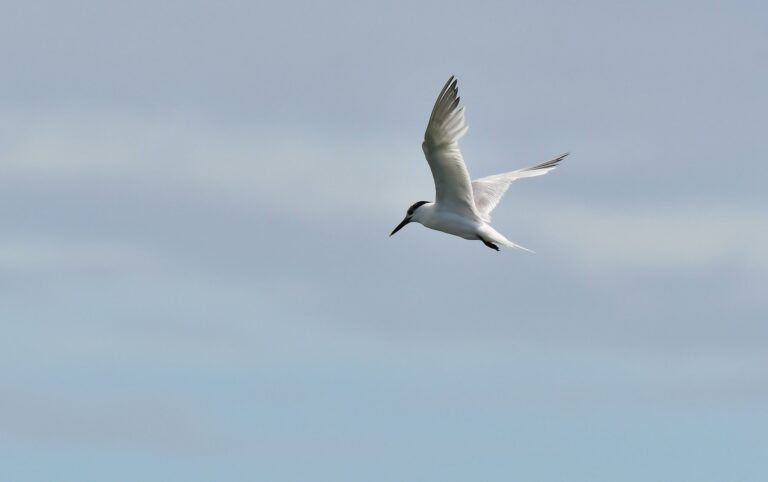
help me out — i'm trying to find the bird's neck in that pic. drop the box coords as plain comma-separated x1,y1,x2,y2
411,202,436,224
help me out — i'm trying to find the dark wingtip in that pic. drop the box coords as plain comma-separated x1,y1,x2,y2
524,152,570,172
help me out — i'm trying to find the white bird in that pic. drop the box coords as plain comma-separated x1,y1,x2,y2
390,76,568,252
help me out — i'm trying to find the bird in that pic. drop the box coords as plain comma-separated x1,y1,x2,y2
390,76,568,252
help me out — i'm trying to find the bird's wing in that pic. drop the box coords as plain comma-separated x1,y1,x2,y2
472,153,569,221
421,76,480,218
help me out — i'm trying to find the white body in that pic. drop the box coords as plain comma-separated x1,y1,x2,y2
391,76,567,251
412,202,510,244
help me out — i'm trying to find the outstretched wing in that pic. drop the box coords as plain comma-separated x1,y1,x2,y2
472,153,569,221
422,76,480,218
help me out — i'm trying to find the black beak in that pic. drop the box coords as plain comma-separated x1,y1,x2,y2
390,217,410,236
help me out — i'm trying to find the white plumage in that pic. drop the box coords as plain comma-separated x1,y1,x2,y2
390,76,568,252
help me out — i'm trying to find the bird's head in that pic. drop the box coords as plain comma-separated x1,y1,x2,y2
390,201,430,236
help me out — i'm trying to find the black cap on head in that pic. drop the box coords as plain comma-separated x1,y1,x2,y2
407,201,429,216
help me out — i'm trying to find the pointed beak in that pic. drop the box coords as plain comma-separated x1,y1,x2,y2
390,217,410,236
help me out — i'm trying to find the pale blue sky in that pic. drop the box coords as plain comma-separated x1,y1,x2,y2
1,1,767,481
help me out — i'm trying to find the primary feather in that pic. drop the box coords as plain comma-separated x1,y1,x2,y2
421,76,480,219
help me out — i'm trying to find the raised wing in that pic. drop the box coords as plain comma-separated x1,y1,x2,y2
472,153,569,221
421,76,479,218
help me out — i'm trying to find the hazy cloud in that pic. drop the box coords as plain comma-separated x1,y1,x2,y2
2,1,767,481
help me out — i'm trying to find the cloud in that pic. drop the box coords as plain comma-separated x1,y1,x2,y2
0,109,418,218
2,2,767,480
516,200,768,272
5,108,765,272
0,385,232,454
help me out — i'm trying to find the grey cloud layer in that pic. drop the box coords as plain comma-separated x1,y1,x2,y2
1,1,767,481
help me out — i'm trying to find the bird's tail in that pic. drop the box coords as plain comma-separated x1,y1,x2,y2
482,226,535,253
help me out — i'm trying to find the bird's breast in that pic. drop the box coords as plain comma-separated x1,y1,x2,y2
420,211,482,240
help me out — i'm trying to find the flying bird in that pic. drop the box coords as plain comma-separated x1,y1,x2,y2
390,76,568,252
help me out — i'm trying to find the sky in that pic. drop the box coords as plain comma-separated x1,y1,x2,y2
1,0,767,481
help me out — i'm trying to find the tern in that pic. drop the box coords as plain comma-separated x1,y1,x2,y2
390,76,568,252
